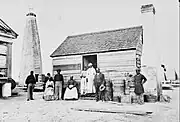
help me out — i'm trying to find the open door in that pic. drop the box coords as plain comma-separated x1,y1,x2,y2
82,55,97,70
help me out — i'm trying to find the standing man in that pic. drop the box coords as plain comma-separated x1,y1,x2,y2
86,63,96,93
133,68,147,105
25,71,36,101
54,69,64,100
94,68,105,102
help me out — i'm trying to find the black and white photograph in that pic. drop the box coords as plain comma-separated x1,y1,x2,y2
0,0,179,121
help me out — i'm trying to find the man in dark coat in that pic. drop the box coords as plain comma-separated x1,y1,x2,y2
133,68,147,104
54,69,64,100
94,68,105,102
25,71,36,101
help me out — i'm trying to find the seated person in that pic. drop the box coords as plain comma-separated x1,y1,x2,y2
64,76,78,100
43,77,55,101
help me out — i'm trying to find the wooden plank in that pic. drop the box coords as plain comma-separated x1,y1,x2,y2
99,60,136,67
0,55,6,68
0,44,7,55
60,70,81,75
98,52,135,61
53,64,81,71
71,108,152,116
52,55,81,65
100,66,136,73
98,50,135,57
104,71,133,77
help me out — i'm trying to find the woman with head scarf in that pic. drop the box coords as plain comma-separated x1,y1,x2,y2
64,76,78,100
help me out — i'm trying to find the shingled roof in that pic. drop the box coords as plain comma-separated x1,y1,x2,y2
51,26,143,57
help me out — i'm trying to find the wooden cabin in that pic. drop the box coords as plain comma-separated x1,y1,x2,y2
50,26,143,99
0,19,18,97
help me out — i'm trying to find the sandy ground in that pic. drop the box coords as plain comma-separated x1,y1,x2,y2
0,88,179,122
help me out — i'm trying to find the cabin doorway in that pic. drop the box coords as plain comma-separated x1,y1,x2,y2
82,55,97,70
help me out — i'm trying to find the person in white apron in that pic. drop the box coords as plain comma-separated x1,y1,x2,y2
64,76,78,100
43,77,55,101
86,63,96,93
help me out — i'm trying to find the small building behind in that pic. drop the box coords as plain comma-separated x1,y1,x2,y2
0,19,18,97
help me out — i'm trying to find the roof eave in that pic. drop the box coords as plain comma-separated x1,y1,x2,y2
0,19,18,39
0,32,18,39
50,47,137,58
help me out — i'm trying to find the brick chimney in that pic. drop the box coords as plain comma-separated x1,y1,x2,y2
141,4,157,67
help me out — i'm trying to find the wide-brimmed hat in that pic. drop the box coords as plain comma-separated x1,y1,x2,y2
99,84,105,91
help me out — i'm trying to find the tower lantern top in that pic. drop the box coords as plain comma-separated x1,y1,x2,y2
26,7,36,17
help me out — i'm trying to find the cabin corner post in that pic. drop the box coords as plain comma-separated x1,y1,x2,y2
52,58,54,77
6,42,12,78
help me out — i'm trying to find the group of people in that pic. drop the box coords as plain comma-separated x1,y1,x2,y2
80,63,107,102
25,69,78,101
80,63,147,104
25,63,147,105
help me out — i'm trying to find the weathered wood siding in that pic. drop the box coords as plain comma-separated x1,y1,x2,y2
0,43,12,77
52,55,82,86
98,50,136,96
0,44,7,68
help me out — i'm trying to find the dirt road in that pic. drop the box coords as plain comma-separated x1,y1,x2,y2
0,88,179,122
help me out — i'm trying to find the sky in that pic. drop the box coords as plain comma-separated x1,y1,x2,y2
0,0,179,81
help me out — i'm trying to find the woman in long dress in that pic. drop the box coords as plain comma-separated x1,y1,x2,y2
80,69,87,95
86,63,96,93
64,76,78,100
43,77,55,101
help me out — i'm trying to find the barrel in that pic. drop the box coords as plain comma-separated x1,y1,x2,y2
113,80,125,96
2,83,11,97
125,88,130,95
128,76,135,94
7,78,16,90
131,93,137,103
124,78,130,95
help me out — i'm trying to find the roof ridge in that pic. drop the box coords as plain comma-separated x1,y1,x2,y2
67,25,142,38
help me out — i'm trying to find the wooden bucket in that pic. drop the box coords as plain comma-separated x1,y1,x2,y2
125,88,130,95
113,96,120,102
121,95,131,103
131,95,137,103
